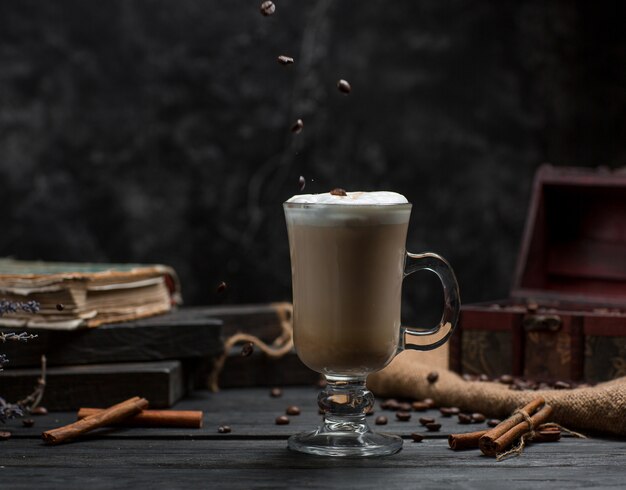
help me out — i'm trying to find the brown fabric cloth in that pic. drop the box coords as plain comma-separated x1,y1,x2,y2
367,351,626,437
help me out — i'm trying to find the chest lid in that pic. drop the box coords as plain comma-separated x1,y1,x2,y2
512,165,626,306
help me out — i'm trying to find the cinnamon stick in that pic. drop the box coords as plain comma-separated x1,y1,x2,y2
77,408,203,428
448,430,487,450
479,404,553,456
42,397,149,445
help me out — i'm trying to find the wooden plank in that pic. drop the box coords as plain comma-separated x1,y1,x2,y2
0,361,184,409
0,309,223,368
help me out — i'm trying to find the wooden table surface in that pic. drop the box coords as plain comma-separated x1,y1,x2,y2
2,387,625,489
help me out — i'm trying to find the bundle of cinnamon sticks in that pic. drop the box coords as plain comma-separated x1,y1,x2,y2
448,397,560,458
42,396,203,445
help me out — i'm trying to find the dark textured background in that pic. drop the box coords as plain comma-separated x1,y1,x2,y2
0,1,624,324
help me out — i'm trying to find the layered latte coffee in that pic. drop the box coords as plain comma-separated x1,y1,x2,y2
284,191,411,376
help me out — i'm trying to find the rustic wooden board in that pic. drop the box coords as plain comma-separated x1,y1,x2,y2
0,309,223,368
0,360,184,409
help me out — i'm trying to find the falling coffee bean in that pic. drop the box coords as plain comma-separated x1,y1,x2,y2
419,417,435,426
240,342,254,357
286,405,301,416
298,175,306,191
31,406,48,416
216,281,227,294
457,413,472,424
375,415,388,425
410,432,424,442
275,415,290,425
259,1,275,16
270,387,283,398
291,119,304,134
277,55,294,65
56,304,64,312
0,431,11,441
411,401,429,411
471,413,486,423
218,425,231,433
336,79,351,94
396,411,411,422
329,188,347,196
425,423,441,432
22,419,35,428
427,371,439,384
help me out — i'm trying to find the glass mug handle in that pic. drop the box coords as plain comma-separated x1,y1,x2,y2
399,252,461,351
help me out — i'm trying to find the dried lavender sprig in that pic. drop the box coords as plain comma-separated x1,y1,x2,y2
0,300,40,316
0,332,38,343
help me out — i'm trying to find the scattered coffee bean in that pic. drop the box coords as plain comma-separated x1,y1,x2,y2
423,398,435,408
375,416,388,425
471,413,486,423
411,401,429,411
329,188,347,197
286,405,301,416
0,431,11,441
499,374,514,385
410,432,424,442
425,423,441,432
381,399,400,410
298,175,306,191
457,413,472,424
439,407,460,417
336,79,351,94
291,118,304,134
56,304,64,311
277,55,294,65
218,425,231,433
259,1,275,16
396,411,411,422
240,342,254,357
554,381,571,390
216,281,227,294
270,387,283,398
419,417,435,426
479,374,490,382
398,402,412,412
487,419,501,427
31,406,48,416
22,418,35,428
427,371,439,384
275,415,290,425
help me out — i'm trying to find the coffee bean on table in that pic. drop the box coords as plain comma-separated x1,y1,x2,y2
425,423,441,432
298,175,306,191
31,406,48,416
270,387,283,398
411,401,429,411
240,342,254,357
381,399,399,410
423,398,435,408
275,415,290,425
554,381,571,390
487,419,501,427
329,188,347,197
218,425,231,433
259,1,275,16
471,413,486,423
286,406,301,416
499,374,514,385
439,407,460,417
396,411,411,422
410,432,424,442
216,281,227,294
336,79,351,94
427,371,439,384
291,119,304,134
398,402,412,412
277,55,294,65
479,374,490,382
457,413,472,424
375,416,388,426
419,417,435,426
0,431,11,441
22,419,35,428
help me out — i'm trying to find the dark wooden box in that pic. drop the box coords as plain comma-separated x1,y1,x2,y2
450,165,626,382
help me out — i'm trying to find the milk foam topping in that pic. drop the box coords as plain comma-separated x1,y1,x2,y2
286,191,408,205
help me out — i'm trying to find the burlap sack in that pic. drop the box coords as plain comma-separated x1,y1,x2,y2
367,351,626,436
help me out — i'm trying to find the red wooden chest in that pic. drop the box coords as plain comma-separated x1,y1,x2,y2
450,165,626,382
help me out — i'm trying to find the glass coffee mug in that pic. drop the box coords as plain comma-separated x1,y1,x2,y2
284,194,460,457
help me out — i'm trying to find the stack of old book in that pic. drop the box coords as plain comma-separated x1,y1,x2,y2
0,259,222,409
